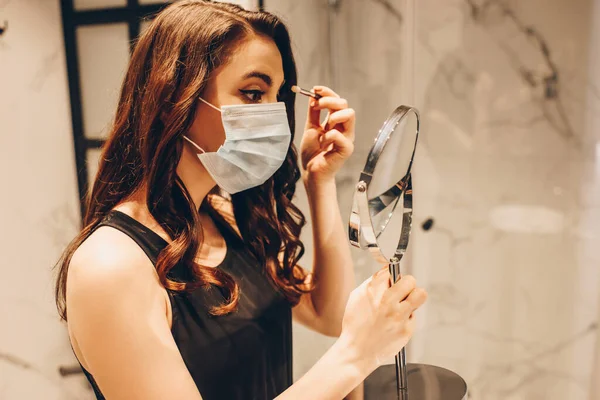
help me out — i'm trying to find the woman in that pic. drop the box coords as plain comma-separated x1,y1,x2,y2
54,1,427,399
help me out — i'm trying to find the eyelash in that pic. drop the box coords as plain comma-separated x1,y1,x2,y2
239,89,265,103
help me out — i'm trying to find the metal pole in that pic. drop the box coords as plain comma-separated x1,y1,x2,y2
389,260,409,399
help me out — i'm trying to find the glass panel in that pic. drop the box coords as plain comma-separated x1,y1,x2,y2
74,0,126,10
76,23,130,140
86,148,103,188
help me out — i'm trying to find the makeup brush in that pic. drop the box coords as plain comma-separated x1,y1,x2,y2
291,85,322,100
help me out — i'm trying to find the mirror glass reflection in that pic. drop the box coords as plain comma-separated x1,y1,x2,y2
367,111,419,261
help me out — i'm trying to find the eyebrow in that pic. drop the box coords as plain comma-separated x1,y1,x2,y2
242,71,286,91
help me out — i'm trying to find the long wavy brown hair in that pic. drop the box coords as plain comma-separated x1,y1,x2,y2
55,0,312,320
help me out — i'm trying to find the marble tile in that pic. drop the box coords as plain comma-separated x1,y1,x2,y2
410,0,600,399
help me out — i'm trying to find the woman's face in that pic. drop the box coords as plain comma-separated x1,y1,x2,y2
187,34,286,152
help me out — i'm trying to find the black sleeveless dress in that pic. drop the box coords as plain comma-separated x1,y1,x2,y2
75,210,293,400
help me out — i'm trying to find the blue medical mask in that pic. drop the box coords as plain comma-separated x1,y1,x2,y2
183,97,291,194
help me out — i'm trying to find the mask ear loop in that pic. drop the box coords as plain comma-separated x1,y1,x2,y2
182,98,222,154
183,135,206,154
198,96,222,113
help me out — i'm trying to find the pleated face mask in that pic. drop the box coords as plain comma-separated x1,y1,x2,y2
183,97,291,194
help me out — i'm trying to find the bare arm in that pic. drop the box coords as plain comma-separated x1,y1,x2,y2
275,337,373,400
295,85,357,337
67,227,203,400
292,178,355,337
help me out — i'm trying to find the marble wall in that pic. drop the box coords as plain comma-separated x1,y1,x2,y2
266,0,600,399
411,0,600,399
0,1,95,399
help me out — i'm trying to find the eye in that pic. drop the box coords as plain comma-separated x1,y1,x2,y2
239,89,265,103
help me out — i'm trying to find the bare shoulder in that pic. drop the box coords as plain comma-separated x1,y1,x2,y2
69,226,159,293
66,225,165,322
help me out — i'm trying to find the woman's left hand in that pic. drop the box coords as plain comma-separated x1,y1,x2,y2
299,86,355,184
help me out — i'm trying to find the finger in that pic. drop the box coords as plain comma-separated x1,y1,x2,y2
325,108,355,138
396,287,428,317
367,266,392,303
306,86,340,127
384,275,417,304
319,129,344,147
319,129,354,158
313,96,348,111
400,315,416,337
313,85,340,98
366,266,389,286
307,98,322,128
369,265,390,285
375,264,389,277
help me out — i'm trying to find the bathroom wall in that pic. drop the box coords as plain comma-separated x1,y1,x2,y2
410,0,599,399
589,2,600,398
265,0,600,399
0,0,93,399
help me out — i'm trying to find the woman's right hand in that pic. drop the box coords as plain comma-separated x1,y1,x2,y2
338,267,427,374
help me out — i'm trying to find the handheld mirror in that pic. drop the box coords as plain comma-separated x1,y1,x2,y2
349,105,418,267
348,106,468,400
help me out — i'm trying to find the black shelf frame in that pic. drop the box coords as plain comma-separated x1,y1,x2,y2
60,0,169,222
